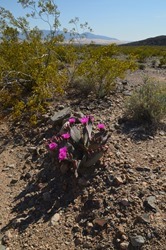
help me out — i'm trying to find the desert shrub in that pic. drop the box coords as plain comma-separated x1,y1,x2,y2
46,115,109,177
74,45,136,98
0,37,68,124
125,79,166,124
159,54,166,68
0,1,137,123
71,76,94,96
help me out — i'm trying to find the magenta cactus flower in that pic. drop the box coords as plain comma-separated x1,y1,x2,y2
58,146,68,161
48,142,58,151
80,116,89,124
61,133,70,139
97,123,105,130
69,117,76,124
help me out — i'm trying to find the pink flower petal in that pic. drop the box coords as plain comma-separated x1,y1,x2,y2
58,146,68,160
69,117,76,124
97,123,105,130
80,116,89,124
61,133,70,139
48,142,58,151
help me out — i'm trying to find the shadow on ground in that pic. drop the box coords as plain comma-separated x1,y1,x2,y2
117,117,166,141
1,153,83,233
1,149,104,235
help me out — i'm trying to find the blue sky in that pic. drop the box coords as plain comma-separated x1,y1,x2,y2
1,0,166,41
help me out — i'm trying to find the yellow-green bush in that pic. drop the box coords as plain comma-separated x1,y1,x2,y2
0,39,137,124
125,79,166,124
73,45,136,97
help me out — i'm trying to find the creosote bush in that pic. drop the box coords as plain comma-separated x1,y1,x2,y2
46,115,109,177
0,1,136,125
73,45,136,98
125,79,166,124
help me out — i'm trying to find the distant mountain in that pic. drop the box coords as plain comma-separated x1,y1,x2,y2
121,35,166,46
41,30,119,43
79,32,118,41
0,29,120,45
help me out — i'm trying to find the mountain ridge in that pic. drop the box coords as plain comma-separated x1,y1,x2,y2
121,35,166,46
41,30,119,41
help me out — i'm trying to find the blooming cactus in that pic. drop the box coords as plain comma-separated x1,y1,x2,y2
46,114,109,177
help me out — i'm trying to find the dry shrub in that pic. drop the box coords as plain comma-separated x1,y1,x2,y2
126,79,166,124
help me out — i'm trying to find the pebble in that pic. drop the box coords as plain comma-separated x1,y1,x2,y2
159,131,165,136
28,146,37,153
137,213,150,223
10,178,18,185
93,218,107,227
74,237,82,246
120,198,130,206
50,213,60,226
136,166,151,172
120,241,129,249
114,176,124,185
130,235,145,247
144,196,157,212
7,164,15,169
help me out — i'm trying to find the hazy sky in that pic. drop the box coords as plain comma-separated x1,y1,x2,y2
1,0,166,41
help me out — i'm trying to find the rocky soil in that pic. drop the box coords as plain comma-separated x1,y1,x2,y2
0,66,166,250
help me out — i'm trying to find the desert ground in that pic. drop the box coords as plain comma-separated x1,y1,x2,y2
0,63,166,250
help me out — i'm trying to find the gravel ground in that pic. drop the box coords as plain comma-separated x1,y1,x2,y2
0,66,166,250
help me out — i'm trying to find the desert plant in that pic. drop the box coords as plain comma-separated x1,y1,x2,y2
0,1,91,124
74,45,136,98
46,115,109,177
125,78,166,124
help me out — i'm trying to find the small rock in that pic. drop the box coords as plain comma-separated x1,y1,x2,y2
144,196,157,212
114,176,124,185
84,199,102,210
159,131,165,136
136,166,151,172
130,235,145,247
58,104,65,110
93,218,107,227
10,179,18,185
7,164,15,169
117,225,125,235
28,146,37,153
74,237,82,246
121,235,128,241
83,242,91,248
137,213,150,223
24,172,31,180
123,91,131,96
122,80,128,85
120,198,130,206
87,222,93,228
120,241,129,250
50,213,60,226
72,225,81,233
